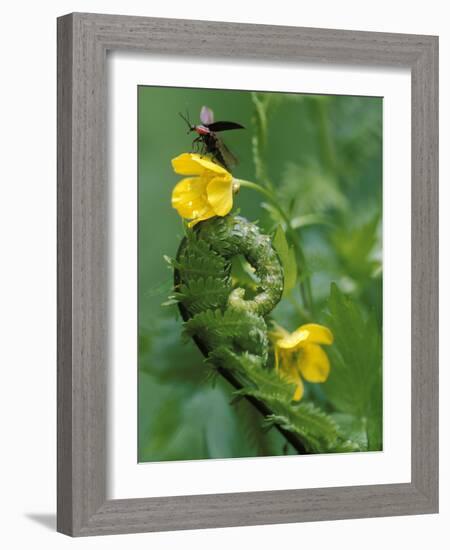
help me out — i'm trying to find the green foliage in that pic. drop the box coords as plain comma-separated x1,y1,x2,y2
139,313,288,461
175,231,231,282
331,413,368,451
234,356,360,453
323,283,382,450
332,97,382,187
330,212,381,286
184,307,268,361
281,161,348,216
139,370,265,461
251,92,280,186
175,276,230,314
272,225,297,297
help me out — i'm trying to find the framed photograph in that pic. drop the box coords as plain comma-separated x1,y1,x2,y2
57,13,438,536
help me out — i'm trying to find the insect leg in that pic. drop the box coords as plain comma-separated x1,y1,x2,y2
197,139,208,160
191,136,201,154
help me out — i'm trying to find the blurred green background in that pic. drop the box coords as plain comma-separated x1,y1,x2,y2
138,86,382,462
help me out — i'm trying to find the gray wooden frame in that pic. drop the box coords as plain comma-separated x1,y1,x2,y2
57,12,439,537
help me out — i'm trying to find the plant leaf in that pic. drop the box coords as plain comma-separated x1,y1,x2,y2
233,354,360,453
323,283,382,450
272,225,297,297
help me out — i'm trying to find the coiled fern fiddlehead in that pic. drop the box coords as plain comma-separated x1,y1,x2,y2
173,214,309,453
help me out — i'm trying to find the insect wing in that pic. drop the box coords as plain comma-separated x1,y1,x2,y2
200,105,214,125
217,138,239,167
207,121,245,132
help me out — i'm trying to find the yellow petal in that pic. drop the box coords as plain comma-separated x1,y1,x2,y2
293,378,304,401
297,343,330,383
171,153,231,177
171,177,209,218
276,323,333,349
171,153,205,176
207,177,234,216
193,155,232,176
300,324,334,345
277,352,304,401
276,328,309,349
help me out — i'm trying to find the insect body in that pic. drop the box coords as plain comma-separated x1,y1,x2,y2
180,106,244,171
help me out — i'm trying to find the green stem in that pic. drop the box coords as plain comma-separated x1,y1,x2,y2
251,93,274,191
236,179,277,206
314,99,338,175
236,179,314,316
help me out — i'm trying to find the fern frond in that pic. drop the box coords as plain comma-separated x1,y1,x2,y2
234,359,359,453
175,276,231,313
184,308,268,359
176,233,230,280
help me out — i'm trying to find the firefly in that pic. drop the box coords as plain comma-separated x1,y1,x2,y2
179,105,245,171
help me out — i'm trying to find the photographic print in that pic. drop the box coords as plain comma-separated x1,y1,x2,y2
138,86,382,461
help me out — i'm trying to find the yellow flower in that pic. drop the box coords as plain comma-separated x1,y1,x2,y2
270,323,333,401
171,153,236,227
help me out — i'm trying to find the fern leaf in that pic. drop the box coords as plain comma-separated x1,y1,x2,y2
184,308,268,359
175,276,231,313
234,359,360,453
176,233,230,280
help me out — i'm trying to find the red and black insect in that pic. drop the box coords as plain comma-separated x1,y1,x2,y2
179,106,245,171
